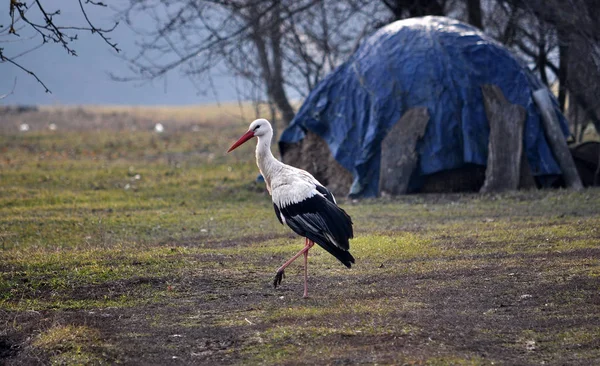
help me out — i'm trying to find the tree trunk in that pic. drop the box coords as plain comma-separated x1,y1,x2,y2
467,0,483,29
268,79,296,125
537,30,549,86
557,31,569,112
567,92,585,142
268,2,296,124
249,1,296,125
381,0,444,19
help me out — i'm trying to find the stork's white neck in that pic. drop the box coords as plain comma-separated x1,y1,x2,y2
255,130,282,193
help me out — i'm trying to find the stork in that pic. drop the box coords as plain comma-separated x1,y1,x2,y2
227,119,354,298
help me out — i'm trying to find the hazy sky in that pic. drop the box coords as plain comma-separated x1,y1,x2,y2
0,1,238,106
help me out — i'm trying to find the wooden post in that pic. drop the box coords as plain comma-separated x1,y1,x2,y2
379,107,429,196
532,89,583,190
480,84,528,193
519,151,537,189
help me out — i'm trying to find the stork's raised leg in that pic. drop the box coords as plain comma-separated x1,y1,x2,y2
274,238,314,293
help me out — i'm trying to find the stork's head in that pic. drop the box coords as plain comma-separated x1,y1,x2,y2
227,119,272,152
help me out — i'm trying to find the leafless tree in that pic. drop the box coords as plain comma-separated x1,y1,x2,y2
491,0,600,136
115,0,598,136
0,0,120,94
115,0,386,124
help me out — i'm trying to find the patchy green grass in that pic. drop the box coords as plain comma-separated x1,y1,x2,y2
1,109,600,365
32,324,106,364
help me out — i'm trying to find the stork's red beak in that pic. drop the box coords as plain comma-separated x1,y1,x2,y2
227,130,255,152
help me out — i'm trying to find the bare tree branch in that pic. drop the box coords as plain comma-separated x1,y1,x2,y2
0,77,17,100
2,0,120,93
0,48,50,93
77,0,121,53
113,0,386,124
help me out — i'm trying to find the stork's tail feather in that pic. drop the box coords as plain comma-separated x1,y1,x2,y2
340,251,355,268
306,231,355,268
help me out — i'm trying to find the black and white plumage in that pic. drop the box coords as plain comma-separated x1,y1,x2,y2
273,185,354,267
227,118,354,297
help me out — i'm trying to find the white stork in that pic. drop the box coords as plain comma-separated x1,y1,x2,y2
227,119,354,298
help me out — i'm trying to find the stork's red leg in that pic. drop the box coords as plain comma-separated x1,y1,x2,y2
273,238,314,290
303,239,314,298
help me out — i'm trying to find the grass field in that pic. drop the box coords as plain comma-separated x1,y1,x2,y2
1,106,600,365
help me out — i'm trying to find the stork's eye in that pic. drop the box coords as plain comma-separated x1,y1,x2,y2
253,125,260,131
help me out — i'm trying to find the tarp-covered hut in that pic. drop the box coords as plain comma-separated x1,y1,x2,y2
279,16,572,197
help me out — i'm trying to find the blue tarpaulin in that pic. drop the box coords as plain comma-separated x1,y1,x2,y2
279,16,569,197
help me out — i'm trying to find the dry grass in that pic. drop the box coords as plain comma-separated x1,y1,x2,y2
0,102,280,134
41,102,272,124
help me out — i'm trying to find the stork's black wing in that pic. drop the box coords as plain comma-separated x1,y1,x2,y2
315,184,336,204
275,193,354,268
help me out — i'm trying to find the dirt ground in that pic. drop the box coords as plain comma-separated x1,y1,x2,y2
3,197,599,365
1,106,599,365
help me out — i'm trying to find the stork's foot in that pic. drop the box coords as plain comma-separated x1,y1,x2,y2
273,269,285,288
